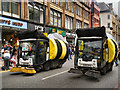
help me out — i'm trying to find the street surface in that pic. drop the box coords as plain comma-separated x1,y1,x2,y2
0,59,119,89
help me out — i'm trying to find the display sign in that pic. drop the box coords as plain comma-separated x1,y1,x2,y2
0,16,27,29
50,27,66,37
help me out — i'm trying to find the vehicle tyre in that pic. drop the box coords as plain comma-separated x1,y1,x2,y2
108,62,113,72
43,63,50,71
35,67,40,72
57,64,62,68
100,66,107,75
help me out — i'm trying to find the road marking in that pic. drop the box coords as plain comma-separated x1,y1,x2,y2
42,70,68,80
0,70,10,73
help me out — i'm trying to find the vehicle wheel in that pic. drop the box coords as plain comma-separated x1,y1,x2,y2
35,67,40,72
100,66,107,75
57,64,62,68
108,62,113,72
44,63,50,71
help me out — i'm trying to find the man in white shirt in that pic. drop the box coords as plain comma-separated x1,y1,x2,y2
4,50,10,70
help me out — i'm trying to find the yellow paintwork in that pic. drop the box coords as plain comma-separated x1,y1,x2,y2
58,40,67,59
103,41,107,62
49,39,58,60
43,33,48,37
103,39,116,63
79,41,84,55
112,39,119,59
107,39,115,63
10,67,23,72
22,69,36,74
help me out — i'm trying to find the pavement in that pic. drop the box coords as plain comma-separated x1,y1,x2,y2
0,59,119,89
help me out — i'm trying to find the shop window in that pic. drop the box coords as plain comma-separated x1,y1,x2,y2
28,3,43,23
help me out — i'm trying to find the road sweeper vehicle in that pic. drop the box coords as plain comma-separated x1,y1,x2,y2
10,30,68,74
68,26,119,79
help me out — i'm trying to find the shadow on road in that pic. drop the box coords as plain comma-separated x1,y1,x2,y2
10,72,24,75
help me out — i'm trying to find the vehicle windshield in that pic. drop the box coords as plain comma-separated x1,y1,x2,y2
78,39,102,61
19,41,36,60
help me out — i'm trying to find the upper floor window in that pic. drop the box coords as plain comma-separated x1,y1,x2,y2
76,20,82,29
50,9,62,27
2,2,10,12
28,3,43,23
1,2,20,18
108,23,110,28
65,16,73,29
65,2,74,12
76,5,82,17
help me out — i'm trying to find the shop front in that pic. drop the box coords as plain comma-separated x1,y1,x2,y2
0,16,27,48
66,32,76,45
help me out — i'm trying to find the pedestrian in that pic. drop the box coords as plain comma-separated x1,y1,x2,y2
71,45,75,59
115,59,119,66
4,44,8,51
10,49,17,67
68,45,72,60
3,50,10,70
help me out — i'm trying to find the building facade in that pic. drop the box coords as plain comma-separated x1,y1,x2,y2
98,2,120,42
0,0,90,46
90,2,100,28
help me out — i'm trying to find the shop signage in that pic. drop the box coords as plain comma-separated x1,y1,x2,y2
50,27,66,37
66,33,76,38
0,16,27,29
35,25,43,31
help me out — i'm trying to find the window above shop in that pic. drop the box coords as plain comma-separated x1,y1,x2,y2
28,2,43,23
76,5,82,17
65,15,73,30
76,20,82,29
50,9,62,27
1,1,21,18
65,1,74,13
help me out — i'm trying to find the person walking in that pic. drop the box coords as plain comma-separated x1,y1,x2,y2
10,49,17,67
4,50,10,70
68,45,72,60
